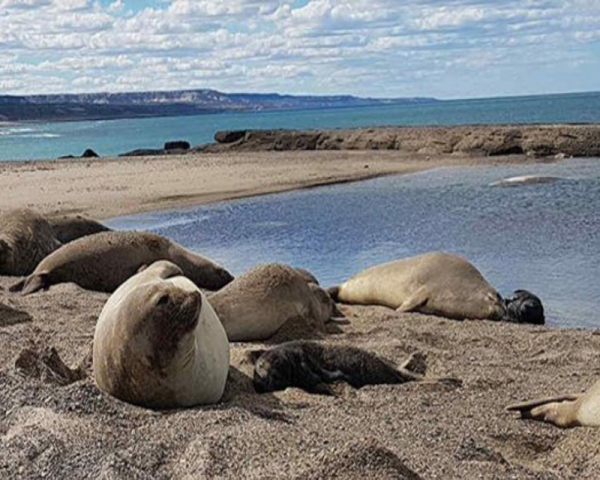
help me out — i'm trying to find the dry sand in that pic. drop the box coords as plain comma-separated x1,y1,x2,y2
1,150,599,478
0,150,545,220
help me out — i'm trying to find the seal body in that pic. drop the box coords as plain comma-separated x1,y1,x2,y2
251,341,458,395
12,230,233,295
0,209,61,276
48,215,111,243
208,263,339,341
507,380,600,428
93,261,230,409
330,252,507,321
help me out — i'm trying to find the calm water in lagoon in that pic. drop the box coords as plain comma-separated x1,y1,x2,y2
107,158,600,329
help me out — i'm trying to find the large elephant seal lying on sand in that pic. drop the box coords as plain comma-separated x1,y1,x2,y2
0,209,61,276
507,379,600,428
93,261,230,409
209,263,341,341
47,214,111,243
329,252,544,324
250,341,461,395
11,231,233,295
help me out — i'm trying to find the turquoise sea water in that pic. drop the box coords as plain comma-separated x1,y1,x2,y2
1,91,599,161
107,158,600,329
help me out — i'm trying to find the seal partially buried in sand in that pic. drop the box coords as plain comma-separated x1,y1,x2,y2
93,261,230,409
208,263,342,341
250,340,461,395
329,252,544,324
507,380,600,428
47,214,111,244
11,230,233,295
0,209,62,276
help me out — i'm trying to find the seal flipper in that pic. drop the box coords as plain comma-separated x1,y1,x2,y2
17,273,50,296
506,394,582,413
327,286,340,302
396,286,428,313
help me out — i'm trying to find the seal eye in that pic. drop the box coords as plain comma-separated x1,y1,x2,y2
156,294,170,306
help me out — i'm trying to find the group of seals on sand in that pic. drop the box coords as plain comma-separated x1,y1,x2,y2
8,208,587,429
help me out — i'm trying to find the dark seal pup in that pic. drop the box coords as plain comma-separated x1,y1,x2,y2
0,209,61,276
48,214,111,243
10,230,233,295
251,341,461,395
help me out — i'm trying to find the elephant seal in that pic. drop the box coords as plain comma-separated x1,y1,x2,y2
208,263,341,342
93,261,230,409
47,214,111,243
250,341,461,395
489,175,561,187
11,231,233,295
328,252,544,324
507,379,600,428
0,209,61,276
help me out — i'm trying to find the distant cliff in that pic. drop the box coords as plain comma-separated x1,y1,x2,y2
0,89,437,122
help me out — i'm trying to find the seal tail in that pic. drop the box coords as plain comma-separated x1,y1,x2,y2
327,285,341,302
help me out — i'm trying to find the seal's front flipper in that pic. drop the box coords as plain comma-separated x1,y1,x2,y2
397,287,428,313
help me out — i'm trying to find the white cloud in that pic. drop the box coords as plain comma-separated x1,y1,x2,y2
0,0,599,98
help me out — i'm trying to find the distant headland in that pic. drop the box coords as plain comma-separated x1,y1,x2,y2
0,89,437,123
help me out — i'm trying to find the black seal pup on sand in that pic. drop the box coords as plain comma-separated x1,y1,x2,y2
250,341,461,395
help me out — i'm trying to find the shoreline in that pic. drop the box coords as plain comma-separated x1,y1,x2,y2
0,150,556,220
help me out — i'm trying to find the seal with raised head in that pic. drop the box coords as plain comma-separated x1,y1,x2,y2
250,340,461,395
47,214,111,243
328,252,544,324
11,230,233,295
0,209,61,276
208,263,341,342
93,260,230,409
507,380,600,428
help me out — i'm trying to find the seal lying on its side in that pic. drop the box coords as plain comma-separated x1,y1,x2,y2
47,214,111,243
11,231,233,295
209,263,341,341
93,261,230,409
507,379,600,428
328,252,544,324
489,175,562,187
250,341,461,395
0,209,61,276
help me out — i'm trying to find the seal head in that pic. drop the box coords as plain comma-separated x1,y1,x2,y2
504,290,545,325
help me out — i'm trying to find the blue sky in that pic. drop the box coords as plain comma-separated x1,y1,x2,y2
0,0,598,99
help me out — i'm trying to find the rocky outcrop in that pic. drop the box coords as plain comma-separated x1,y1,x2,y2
197,125,600,158
81,149,99,158
164,140,190,151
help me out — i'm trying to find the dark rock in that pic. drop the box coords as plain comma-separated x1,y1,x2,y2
119,148,165,157
164,140,190,151
81,149,99,158
58,155,75,159
215,130,247,144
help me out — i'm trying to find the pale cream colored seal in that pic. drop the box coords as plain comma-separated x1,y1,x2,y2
93,260,230,409
209,263,341,341
329,252,506,321
507,380,600,428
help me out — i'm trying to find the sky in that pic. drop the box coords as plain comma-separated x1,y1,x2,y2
0,0,599,99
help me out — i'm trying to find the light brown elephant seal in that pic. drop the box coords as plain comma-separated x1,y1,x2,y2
93,261,230,409
0,209,61,276
47,214,111,243
507,380,600,428
10,230,233,295
209,263,341,342
328,252,544,324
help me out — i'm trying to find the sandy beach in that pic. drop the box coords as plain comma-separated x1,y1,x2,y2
0,150,549,220
1,146,599,478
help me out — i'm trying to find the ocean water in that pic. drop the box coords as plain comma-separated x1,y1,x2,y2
1,91,599,161
106,158,600,329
